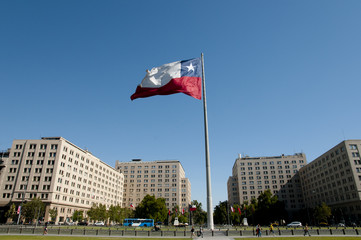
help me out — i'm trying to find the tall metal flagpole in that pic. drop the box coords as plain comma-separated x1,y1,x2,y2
201,53,214,230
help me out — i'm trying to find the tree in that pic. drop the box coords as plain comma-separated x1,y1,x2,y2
48,208,58,222
134,195,167,223
72,210,84,222
108,205,122,224
22,198,45,223
5,203,17,222
87,203,108,222
191,200,207,225
314,202,331,224
230,204,242,225
214,201,228,225
178,212,189,224
255,190,279,225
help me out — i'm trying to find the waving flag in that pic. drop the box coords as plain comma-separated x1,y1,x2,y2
190,205,197,211
130,203,134,208
238,207,242,215
230,206,234,213
131,58,202,100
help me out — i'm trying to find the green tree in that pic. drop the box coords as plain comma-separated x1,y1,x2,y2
87,203,108,222
191,200,207,225
22,198,45,223
230,204,242,225
134,195,167,223
72,210,84,222
108,205,122,224
120,207,135,221
87,204,98,222
214,201,228,225
178,212,189,224
48,208,58,222
5,203,17,222
255,190,279,224
314,202,331,224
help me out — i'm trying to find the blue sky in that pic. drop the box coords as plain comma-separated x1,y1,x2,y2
1,0,361,210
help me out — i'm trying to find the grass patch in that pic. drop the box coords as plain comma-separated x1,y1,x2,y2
0,237,190,240
236,237,361,240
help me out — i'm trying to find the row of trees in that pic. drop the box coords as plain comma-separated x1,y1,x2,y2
7,192,335,227
214,190,286,226
85,195,208,225
6,198,46,224
5,195,208,225
214,190,333,226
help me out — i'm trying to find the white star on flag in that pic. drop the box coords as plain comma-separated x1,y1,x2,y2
186,63,195,72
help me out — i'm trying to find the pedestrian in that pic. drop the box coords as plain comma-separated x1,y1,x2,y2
43,222,48,235
304,224,311,236
256,224,262,237
191,226,195,238
269,224,275,236
199,226,203,238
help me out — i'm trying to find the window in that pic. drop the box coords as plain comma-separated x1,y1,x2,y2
350,144,358,150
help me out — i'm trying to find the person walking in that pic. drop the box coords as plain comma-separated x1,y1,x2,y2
199,226,203,238
191,226,195,238
304,224,311,236
256,224,262,237
269,224,275,236
43,222,48,235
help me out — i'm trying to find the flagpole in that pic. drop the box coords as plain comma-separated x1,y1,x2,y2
201,53,214,230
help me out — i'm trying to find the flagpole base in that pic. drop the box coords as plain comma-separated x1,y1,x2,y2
242,218,248,226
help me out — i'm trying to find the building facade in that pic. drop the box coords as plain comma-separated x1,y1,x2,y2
299,140,361,222
115,159,191,211
228,153,306,214
0,137,124,223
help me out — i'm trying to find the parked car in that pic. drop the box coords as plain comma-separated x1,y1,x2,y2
78,222,88,226
65,221,75,225
94,221,105,226
287,221,302,227
337,223,345,227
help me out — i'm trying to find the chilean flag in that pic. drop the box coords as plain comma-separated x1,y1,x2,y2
131,58,202,100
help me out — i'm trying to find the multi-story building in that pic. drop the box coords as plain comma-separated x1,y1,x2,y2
115,159,191,210
0,137,124,223
228,153,306,214
299,140,361,222
227,176,239,207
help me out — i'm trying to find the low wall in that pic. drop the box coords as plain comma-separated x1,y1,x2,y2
0,226,360,237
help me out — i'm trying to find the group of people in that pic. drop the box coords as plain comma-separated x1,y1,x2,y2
256,223,311,237
256,224,276,237
188,223,310,238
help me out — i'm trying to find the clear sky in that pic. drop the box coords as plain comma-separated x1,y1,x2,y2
1,0,361,210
